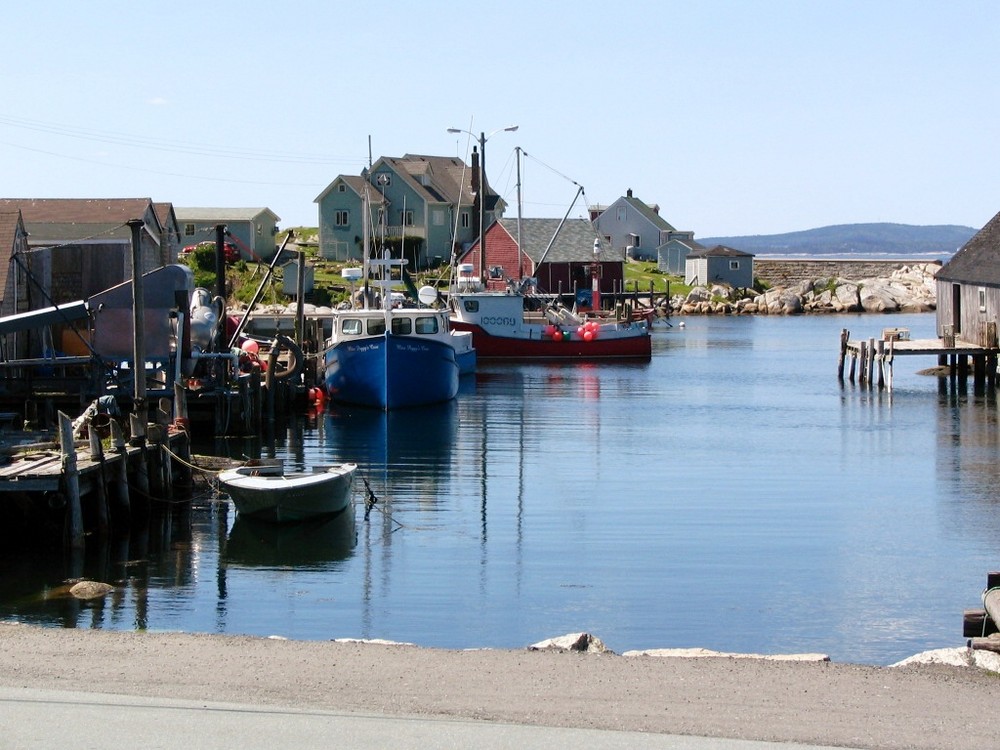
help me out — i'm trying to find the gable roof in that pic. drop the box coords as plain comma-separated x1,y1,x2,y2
687,244,754,259
937,209,1000,285
495,218,613,264
377,154,482,207
0,210,25,300
660,235,704,252
603,193,676,232
0,198,159,243
174,207,280,223
316,154,499,213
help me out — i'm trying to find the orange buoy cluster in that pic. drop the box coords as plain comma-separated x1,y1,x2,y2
543,320,600,342
576,320,600,342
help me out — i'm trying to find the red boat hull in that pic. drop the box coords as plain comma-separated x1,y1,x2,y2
451,322,651,360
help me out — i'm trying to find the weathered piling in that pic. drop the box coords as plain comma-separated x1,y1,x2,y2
57,412,84,549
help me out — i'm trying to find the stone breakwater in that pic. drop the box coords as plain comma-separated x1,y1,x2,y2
666,262,940,316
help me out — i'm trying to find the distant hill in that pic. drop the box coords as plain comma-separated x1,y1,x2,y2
697,223,976,259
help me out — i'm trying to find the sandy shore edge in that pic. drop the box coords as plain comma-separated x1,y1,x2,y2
1,622,997,749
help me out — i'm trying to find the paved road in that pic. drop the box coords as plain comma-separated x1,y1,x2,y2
1,687,852,750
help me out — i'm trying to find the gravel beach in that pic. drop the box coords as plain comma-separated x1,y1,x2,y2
1,622,997,748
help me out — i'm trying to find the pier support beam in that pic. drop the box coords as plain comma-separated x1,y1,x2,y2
58,412,84,550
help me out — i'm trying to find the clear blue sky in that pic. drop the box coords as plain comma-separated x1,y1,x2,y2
1,1,997,237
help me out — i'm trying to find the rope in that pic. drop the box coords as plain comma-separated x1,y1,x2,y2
160,443,221,476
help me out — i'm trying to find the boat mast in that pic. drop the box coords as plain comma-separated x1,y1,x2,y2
516,147,523,280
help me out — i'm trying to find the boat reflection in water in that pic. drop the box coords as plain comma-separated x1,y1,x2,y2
322,400,458,486
225,505,357,570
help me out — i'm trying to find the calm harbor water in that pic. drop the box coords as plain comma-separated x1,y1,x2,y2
3,311,1000,666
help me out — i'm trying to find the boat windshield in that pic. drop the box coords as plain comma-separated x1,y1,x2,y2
341,318,363,336
391,317,412,335
415,316,439,334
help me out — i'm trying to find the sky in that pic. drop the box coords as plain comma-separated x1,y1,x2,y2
1,1,998,238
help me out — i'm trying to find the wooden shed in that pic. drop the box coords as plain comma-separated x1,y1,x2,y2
935,210,1000,349
685,245,755,288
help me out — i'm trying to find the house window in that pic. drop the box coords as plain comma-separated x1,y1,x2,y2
628,233,640,248
616,206,626,221
184,223,196,237
460,212,470,229
979,288,987,312
335,210,349,226
401,210,413,226
338,184,346,192
432,210,445,226
376,172,391,187
256,223,262,236
730,260,740,270
489,265,504,279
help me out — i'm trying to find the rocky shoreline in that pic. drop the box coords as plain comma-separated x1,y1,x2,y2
662,262,939,316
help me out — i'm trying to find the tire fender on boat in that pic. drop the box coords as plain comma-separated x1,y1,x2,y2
268,334,305,382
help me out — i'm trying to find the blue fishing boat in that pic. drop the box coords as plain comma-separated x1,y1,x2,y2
322,300,462,409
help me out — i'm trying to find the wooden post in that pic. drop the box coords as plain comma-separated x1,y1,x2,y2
885,342,894,392
857,340,867,384
88,425,110,536
837,329,849,381
58,412,84,549
147,423,169,503
129,412,150,511
876,339,885,389
867,337,876,386
109,418,131,524
127,219,147,423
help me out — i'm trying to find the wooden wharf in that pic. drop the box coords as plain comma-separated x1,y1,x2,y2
838,327,998,392
0,393,194,550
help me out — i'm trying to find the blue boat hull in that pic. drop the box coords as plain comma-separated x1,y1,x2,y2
324,335,459,409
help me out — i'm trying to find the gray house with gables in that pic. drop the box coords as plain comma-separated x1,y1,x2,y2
594,189,695,264
935,209,1000,348
315,153,506,269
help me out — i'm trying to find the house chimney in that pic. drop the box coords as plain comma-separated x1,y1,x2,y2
626,188,633,198
470,146,482,242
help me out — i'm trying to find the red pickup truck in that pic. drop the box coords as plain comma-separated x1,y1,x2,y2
181,241,240,263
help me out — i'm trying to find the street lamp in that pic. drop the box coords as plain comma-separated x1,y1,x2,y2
447,125,518,285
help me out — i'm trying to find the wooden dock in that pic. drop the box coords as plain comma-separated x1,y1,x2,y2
0,400,193,550
838,327,998,391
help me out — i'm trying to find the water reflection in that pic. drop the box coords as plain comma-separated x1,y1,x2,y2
225,507,357,569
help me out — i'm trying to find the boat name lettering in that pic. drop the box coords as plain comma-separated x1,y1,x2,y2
481,316,517,327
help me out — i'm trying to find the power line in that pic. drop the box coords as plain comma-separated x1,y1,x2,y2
0,113,362,166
